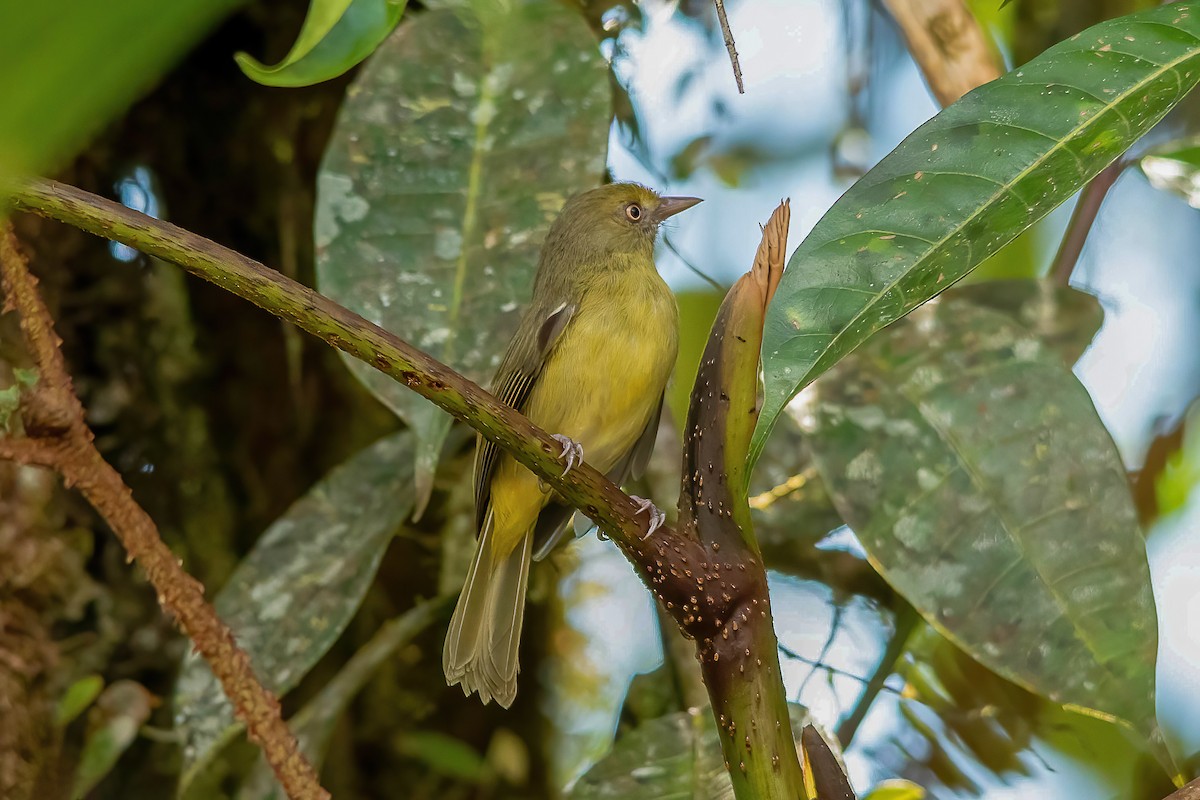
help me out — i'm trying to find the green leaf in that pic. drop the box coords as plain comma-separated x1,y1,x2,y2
1139,136,1200,206
0,0,237,179
942,279,1104,365
1156,402,1200,516
863,780,926,800
236,0,407,88
174,430,416,791
72,681,155,799
235,598,446,800
802,301,1158,738
315,0,611,514
569,706,812,800
395,731,487,783
55,674,105,727
752,2,1200,464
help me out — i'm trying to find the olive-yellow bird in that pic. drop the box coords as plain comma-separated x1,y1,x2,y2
443,183,700,707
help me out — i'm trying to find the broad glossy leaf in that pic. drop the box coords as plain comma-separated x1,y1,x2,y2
1140,136,1200,206
0,0,236,178
236,598,446,800
569,706,811,800
943,279,1103,365
236,0,407,87
175,431,416,790
753,2,1200,464
316,0,611,514
802,302,1157,736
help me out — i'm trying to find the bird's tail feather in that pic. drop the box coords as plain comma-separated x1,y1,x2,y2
443,511,532,709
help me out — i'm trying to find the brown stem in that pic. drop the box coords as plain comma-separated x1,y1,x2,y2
714,0,745,93
882,0,1003,106
676,203,806,798
1049,159,1126,287
0,226,329,800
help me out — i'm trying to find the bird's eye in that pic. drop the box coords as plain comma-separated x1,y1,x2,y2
625,203,643,222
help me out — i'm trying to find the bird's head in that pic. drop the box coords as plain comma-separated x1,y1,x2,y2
541,183,702,262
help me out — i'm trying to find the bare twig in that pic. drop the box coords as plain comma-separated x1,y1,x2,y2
882,0,1003,106
1049,159,1126,287
0,226,329,800
714,0,745,93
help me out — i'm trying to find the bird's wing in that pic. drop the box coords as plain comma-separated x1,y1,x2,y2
473,300,576,532
627,393,664,481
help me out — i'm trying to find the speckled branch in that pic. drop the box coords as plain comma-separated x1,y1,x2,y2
0,226,329,800
7,176,671,558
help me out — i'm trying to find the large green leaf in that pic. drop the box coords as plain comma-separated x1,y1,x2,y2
569,706,812,800
943,279,1104,366
752,2,1200,463
236,0,407,87
315,0,611,514
802,301,1157,737
174,431,416,791
0,0,238,179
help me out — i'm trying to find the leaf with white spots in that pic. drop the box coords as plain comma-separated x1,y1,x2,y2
803,302,1158,739
943,279,1103,366
315,0,611,515
752,2,1200,463
173,431,416,792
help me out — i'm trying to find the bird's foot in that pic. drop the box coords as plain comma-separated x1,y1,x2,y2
630,495,666,539
551,434,584,477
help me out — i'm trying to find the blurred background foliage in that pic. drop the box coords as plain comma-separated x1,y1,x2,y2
2,0,1200,798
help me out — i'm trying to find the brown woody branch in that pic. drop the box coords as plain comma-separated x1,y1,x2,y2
882,0,1003,106
0,225,329,800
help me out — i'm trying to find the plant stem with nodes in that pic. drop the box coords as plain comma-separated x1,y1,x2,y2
0,225,329,800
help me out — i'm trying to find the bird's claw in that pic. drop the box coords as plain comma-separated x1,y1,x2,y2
630,495,666,539
551,434,584,477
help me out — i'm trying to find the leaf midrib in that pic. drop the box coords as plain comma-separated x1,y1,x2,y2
446,25,495,364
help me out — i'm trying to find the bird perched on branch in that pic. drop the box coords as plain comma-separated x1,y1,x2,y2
443,183,701,708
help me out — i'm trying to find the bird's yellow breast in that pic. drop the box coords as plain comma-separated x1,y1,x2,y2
488,263,678,554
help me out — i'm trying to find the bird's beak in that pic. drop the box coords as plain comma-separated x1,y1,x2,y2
652,196,703,222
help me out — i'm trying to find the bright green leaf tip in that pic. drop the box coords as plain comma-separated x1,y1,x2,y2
236,0,407,87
